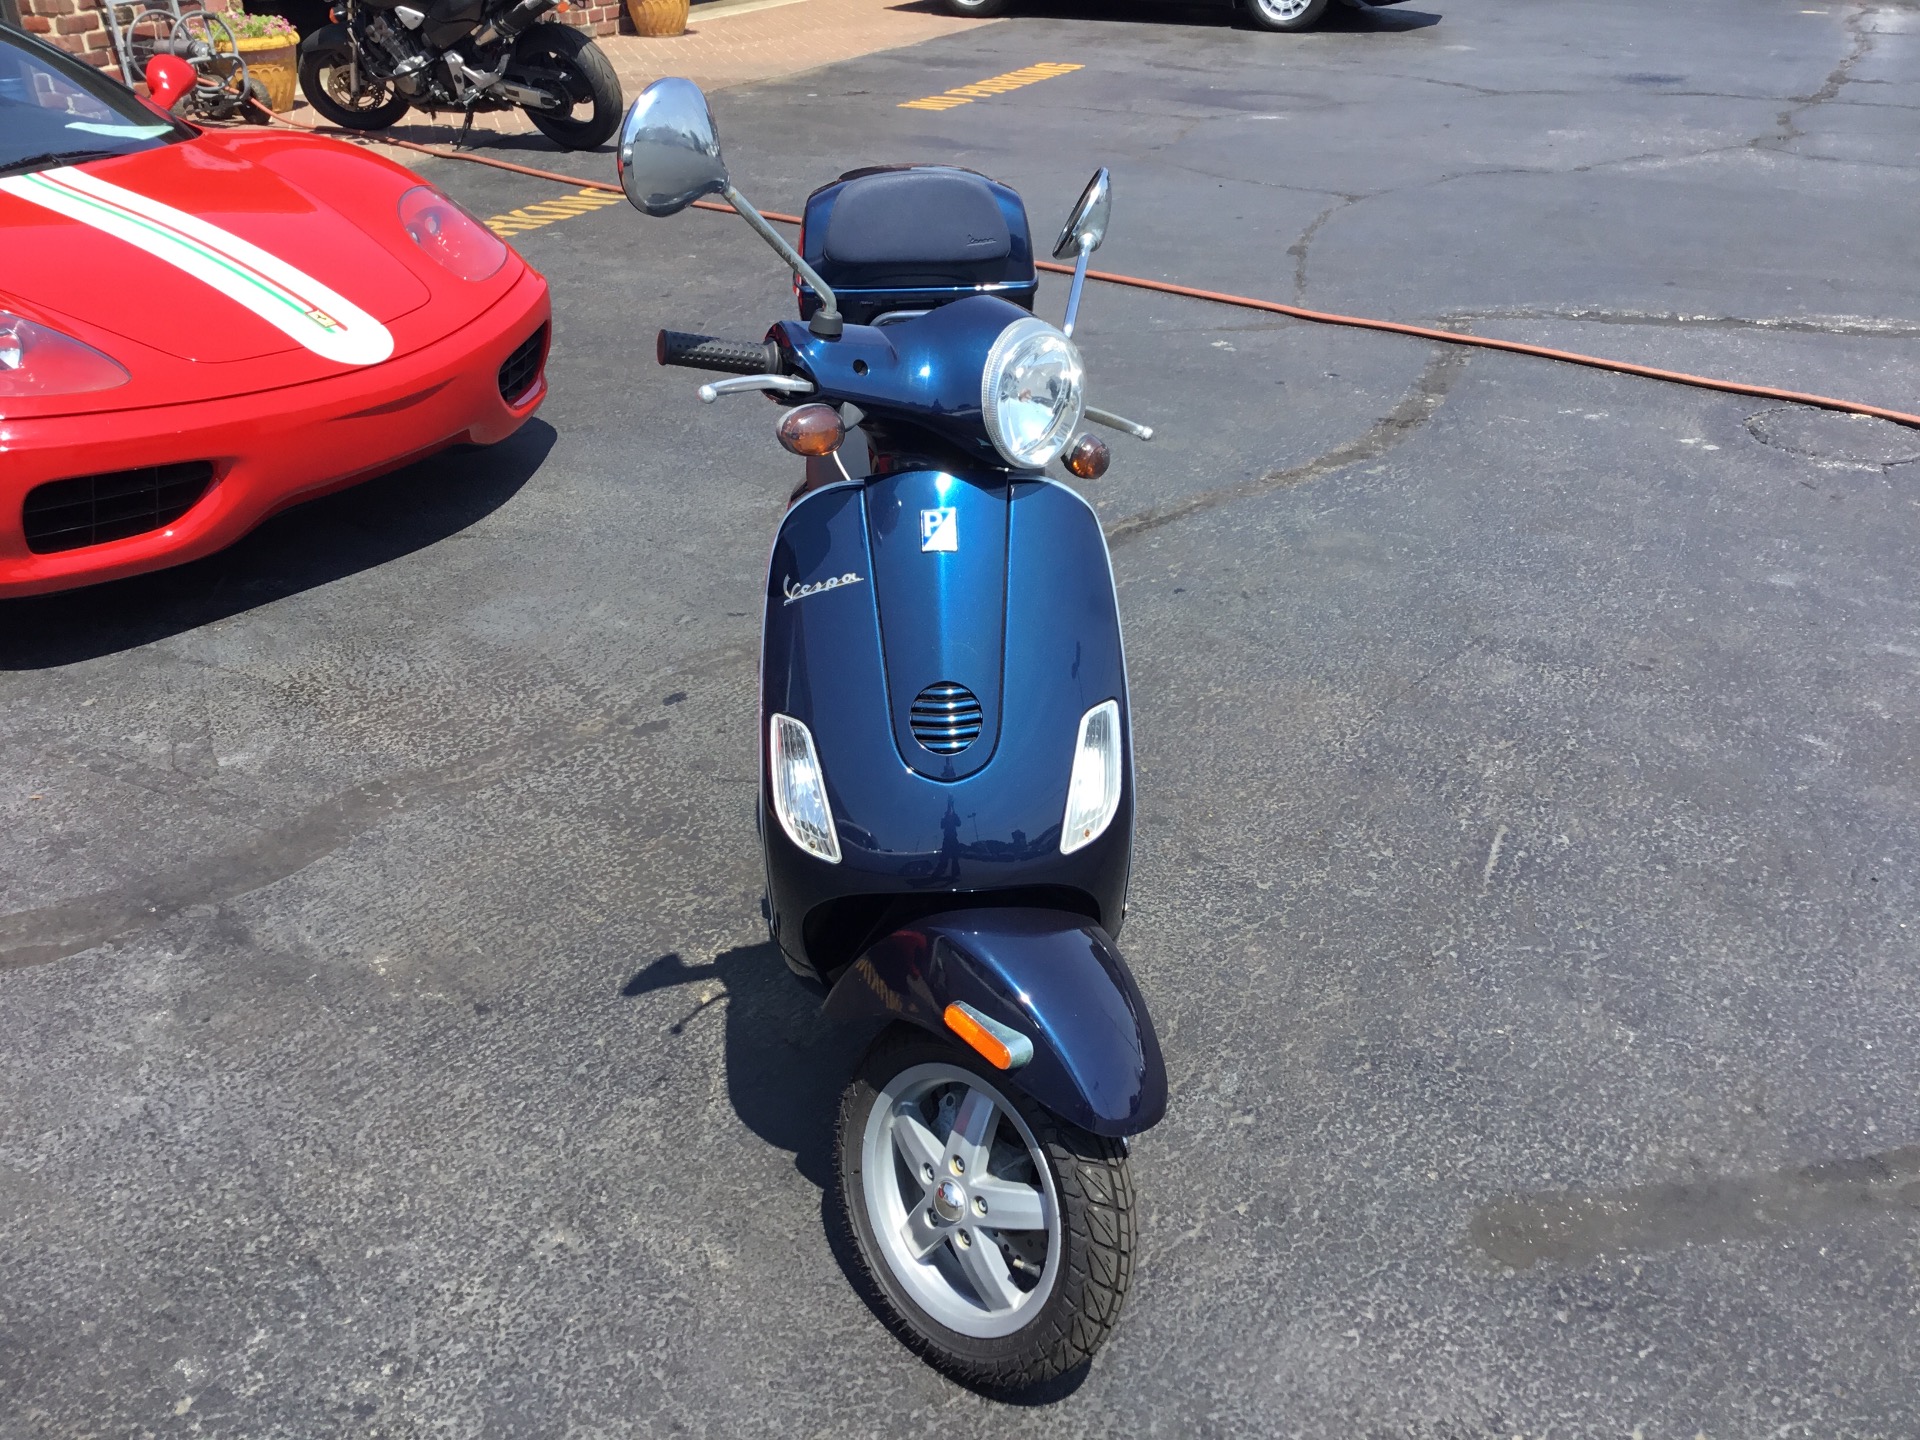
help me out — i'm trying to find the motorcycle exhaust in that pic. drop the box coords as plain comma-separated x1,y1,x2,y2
472,0,556,47
491,76,562,107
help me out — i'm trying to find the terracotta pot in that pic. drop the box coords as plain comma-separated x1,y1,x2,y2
626,0,689,37
233,35,299,112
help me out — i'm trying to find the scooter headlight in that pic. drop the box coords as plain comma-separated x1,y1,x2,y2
769,713,842,863
981,316,1085,469
1060,698,1123,855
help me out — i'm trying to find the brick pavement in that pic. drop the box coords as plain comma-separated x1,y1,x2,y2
302,0,995,153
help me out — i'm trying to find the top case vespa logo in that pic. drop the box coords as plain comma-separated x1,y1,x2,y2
920,507,959,553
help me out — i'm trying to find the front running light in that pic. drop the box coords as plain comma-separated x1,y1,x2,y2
769,713,842,863
398,185,507,282
0,310,130,400
980,315,1085,469
1060,699,1123,855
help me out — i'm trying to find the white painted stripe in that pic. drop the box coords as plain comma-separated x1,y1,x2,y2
0,166,393,366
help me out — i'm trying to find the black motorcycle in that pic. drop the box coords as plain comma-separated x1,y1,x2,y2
297,0,622,150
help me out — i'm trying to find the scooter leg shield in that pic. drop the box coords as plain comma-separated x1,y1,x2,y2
824,908,1167,1137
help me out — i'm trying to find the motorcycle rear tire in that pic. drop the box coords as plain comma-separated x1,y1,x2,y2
296,48,411,130
835,1024,1136,1390
514,24,622,151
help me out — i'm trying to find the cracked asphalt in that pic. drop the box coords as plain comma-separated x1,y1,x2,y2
5,0,1920,1434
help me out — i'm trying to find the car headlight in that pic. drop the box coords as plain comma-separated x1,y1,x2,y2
398,185,507,282
1060,698,1123,854
769,713,842,863
980,315,1085,469
0,310,130,400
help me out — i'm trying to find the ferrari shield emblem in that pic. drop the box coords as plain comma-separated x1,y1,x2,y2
920,507,958,553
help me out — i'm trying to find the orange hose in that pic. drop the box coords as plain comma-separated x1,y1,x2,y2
1037,262,1920,429
251,104,1920,431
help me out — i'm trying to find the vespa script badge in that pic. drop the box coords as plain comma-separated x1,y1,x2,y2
783,571,864,606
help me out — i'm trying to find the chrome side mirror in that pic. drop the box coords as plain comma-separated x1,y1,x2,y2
615,77,844,338
616,77,729,217
1052,168,1112,260
1053,167,1110,339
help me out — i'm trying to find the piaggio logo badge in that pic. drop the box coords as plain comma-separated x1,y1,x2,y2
920,507,958,553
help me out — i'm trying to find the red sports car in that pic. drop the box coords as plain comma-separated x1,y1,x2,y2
0,28,550,598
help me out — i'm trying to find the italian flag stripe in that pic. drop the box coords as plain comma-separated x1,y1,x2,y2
23,170,336,329
0,164,393,366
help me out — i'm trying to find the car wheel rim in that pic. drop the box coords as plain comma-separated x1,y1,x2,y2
1256,0,1312,17
861,1061,1061,1340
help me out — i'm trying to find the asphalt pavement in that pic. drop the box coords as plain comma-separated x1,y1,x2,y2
4,0,1920,1434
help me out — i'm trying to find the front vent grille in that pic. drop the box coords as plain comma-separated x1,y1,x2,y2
498,324,547,405
910,681,983,755
22,462,215,555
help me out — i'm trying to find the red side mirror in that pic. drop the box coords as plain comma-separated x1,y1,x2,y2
144,55,195,113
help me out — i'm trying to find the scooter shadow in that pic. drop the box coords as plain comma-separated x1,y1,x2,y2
622,943,852,1191
621,944,1094,1403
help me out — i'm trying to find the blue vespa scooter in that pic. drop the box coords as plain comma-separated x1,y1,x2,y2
617,79,1165,1387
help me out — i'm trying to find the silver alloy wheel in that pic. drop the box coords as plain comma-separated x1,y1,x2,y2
1253,0,1314,16
860,1061,1061,1339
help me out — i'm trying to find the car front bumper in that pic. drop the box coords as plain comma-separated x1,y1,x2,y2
0,267,550,598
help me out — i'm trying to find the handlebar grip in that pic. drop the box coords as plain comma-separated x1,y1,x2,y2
656,329,782,376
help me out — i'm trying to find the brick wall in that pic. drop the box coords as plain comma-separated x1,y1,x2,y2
17,0,623,77
20,0,122,74
18,0,235,79
571,0,621,38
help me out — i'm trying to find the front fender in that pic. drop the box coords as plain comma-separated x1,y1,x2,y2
825,908,1166,1137
298,22,352,58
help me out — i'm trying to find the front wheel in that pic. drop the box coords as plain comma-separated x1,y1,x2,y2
512,24,622,150
1240,0,1330,30
835,1026,1135,1389
296,46,411,130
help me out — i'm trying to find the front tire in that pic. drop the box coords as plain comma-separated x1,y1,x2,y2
835,1026,1135,1389
296,47,411,129
513,24,622,151
1240,0,1330,30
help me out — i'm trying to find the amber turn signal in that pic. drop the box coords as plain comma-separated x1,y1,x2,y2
776,403,845,458
942,1001,1035,1071
1063,432,1111,480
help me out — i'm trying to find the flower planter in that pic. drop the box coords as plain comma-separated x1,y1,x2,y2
626,0,689,37
234,34,299,112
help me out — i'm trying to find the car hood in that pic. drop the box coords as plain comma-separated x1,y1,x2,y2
0,136,431,365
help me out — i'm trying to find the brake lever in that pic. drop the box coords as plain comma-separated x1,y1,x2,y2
1085,405,1153,441
697,374,816,404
